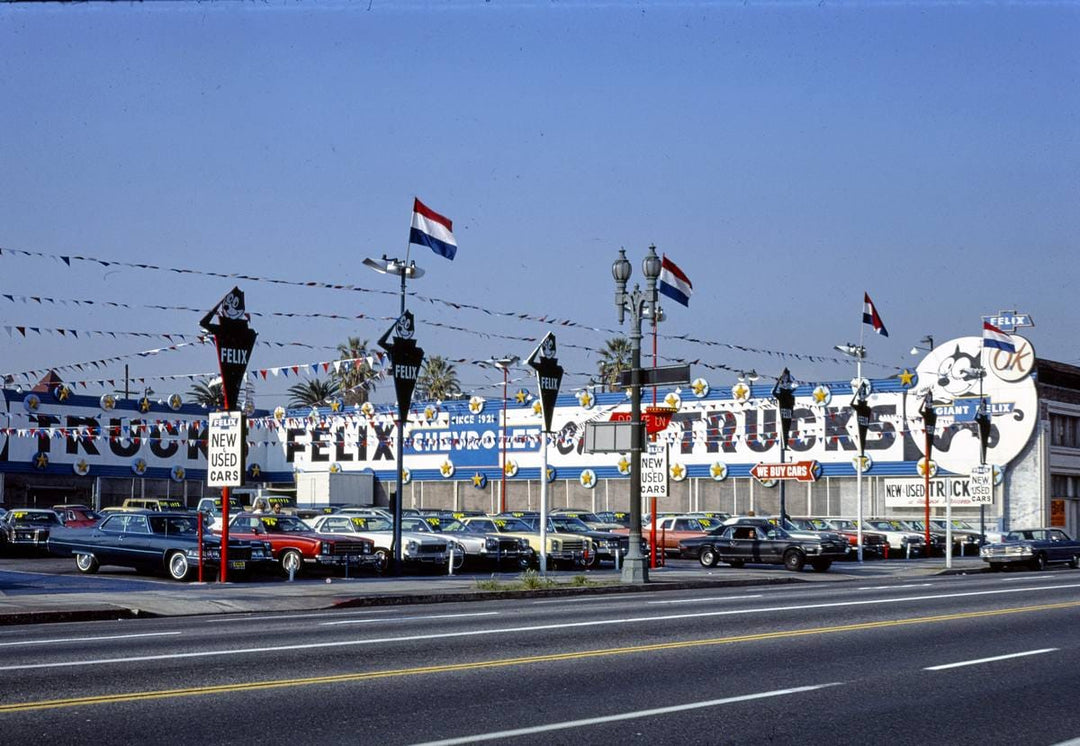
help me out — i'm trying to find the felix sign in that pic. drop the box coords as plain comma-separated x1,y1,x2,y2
199,287,257,410
378,311,425,423
526,332,563,433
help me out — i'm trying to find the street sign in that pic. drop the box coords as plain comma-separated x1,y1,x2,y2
641,442,668,499
583,422,631,453
617,364,692,388
970,464,993,504
750,460,821,483
207,411,243,487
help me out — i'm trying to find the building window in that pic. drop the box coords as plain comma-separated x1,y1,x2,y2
1052,474,1080,498
1051,413,1080,448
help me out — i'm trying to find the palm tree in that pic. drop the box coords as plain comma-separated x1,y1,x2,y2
597,336,632,391
188,380,224,410
287,378,341,408
333,336,379,406
416,356,461,402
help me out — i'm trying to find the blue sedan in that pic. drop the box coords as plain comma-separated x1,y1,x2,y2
980,528,1080,571
48,511,273,581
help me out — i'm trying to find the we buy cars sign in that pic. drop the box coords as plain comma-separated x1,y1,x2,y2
750,460,821,483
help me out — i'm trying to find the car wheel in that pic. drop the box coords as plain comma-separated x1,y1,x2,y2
166,551,191,581
783,549,806,572
372,549,390,575
1070,555,1080,570
75,553,100,574
1031,553,1047,571
810,559,832,573
450,549,466,572
699,547,718,568
281,549,305,578
727,559,745,568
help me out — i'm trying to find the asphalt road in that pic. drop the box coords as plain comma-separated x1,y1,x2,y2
1,569,1079,744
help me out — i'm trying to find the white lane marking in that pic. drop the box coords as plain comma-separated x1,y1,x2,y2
409,682,843,745
647,594,764,605
0,632,181,648
321,611,499,626
202,608,405,624
532,596,631,605
4,582,1079,672
856,584,933,591
924,648,1058,671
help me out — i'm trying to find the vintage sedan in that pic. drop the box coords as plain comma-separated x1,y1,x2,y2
306,514,452,573
981,528,1080,571
53,504,102,528
692,523,848,572
527,515,638,567
461,516,590,569
226,512,376,577
0,509,63,554
407,516,531,570
47,511,274,581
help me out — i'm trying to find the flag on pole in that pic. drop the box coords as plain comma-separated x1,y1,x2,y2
409,198,457,261
982,321,1016,353
862,292,889,337
658,255,693,307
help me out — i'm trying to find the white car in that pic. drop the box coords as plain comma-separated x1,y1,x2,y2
864,519,928,557
306,513,452,573
405,516,530,570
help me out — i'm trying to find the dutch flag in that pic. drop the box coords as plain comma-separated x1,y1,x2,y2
862,292,889,337
410,198,457,261
658,255,693,307
982,321,1016,353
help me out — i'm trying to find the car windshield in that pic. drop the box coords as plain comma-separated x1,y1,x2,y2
1006,530,1048,541
489,518,532,532
437,520,471,534
401,518,433,533
830,520,856,531
256,515,311,533
347,516,394,532
549,518,591,533
9,511,59,525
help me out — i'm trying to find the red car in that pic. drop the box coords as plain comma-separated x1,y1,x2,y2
222,512,376,577
53,504,102,528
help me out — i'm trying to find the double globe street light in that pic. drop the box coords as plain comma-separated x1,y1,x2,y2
612,245,662,584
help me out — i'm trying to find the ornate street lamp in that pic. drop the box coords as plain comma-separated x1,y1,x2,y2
772,368,797,522
611,245,661,584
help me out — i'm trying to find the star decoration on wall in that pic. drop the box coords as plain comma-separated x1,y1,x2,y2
515,389,529,404
664,392,681,410
503,460,518,478
401,468,412,484
670,463,686,481
139,397,152,413
440,460,455,478
34,452,48,470
172,466,186,482
55,385,71,402
532,400,543,416
132,458,147,476
853,454,872,474
710,462,728,481
468,396,485,414
100,394,116,411
249,464,262,478
732,383,750,403
545,466,556,483
691,378,709,398
74,459,90,476
471,472,487,488
330,400,342,412
617,456,631,475
916,458,937,478
579,469,596,488
577,390,594,409
169,394,183,411
812,385,832,405
329,463,342,473
898,369,917,387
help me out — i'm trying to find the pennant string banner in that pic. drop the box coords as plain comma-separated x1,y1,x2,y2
0,248,895,373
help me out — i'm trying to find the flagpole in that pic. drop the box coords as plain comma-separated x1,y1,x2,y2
856,306,866,564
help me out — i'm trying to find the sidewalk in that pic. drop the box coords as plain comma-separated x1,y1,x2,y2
0,557,987,626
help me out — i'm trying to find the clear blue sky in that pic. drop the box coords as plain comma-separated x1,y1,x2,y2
1,0,1077,407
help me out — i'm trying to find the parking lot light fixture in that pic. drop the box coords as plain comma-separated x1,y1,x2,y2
491,355,519,514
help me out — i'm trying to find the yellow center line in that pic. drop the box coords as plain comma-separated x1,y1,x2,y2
3,599,1078,714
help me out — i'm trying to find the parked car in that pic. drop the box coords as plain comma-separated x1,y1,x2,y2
52,504,102,528
47,510,274,581
525,515,640,567
692,523,848,572
819,518,891,558
305,513,452,573
226,512,376,576
596,511,632,528
863,519,928,558
908,519,980,556
618,515,723,556
981,528,1080,571
122,497,190,512
401,516,531,570
728,516,852,559
0,509,63,554
460,515,590,569
196,496,246,530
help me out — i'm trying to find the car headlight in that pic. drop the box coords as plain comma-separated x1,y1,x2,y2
319,541,329,555
485,537,499,550
406,540,419,553
980,546,992,557
550,539,561,551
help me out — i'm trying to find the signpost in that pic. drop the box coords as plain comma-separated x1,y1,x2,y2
750,460,821,483
198,287,257,582
526,332,563,576
617,363,691,388
641,442,669,499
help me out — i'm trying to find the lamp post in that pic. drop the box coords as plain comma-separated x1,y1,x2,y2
963,365,990,549
365,254,424,576
835,343,867,562
612,244,662,584
490,355,519,514
772,368,797,523
919,389,938,555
